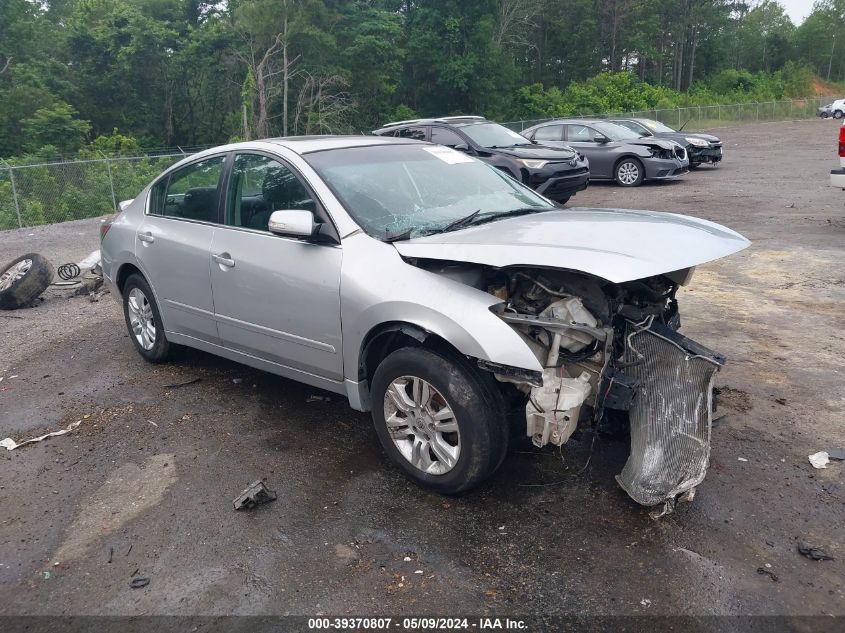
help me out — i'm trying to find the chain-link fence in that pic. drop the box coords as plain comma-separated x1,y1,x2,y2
0,152,189,230
503,96,830,132
0,96,833,230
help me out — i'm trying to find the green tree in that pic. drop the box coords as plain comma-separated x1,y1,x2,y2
21,103,91,155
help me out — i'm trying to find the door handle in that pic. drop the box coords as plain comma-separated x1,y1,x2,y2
212,253,236,268
138,232,155,244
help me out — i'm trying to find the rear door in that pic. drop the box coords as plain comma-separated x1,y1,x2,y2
209,152,344,381
135,155,226,343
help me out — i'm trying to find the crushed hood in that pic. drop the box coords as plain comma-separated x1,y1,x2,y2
491,144,578,160
627,138,679,150
393,207,750,283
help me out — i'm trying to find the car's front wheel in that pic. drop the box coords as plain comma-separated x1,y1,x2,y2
615,158,644,186
122,273,171,363
835,110,843,119
371,347,507,494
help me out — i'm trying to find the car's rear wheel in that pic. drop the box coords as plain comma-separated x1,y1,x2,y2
122,273,171,363
370,347,507,494
615,158,644,186
835,110,843,119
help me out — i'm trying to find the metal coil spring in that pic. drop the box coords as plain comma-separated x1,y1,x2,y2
57,262,81,281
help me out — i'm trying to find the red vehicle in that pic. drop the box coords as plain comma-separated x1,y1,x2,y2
831,122,845,188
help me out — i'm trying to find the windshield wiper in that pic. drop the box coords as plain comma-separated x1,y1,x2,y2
438,209,481,233
383,227,414,242
435,207,551,235
472,207,551,225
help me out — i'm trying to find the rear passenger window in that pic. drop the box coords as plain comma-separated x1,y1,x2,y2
430,127,465,148
532,125,562,141
151,156,225,222
395,127,427,140
227,153,315,231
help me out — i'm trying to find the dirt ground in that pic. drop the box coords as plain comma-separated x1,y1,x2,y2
0,119,843,621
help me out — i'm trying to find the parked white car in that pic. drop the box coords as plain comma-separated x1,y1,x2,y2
823,98,845,119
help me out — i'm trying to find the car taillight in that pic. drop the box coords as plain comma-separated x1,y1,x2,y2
100,216,115,242
838,125,845,157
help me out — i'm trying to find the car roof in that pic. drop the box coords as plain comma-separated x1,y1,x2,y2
184,135,426,160
374,116,489,132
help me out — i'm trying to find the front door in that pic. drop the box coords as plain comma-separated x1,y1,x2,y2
209,152,344,381
135,154,226,343
563,124,615,178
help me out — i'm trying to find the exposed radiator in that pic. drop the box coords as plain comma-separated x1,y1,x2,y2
616,322,725,509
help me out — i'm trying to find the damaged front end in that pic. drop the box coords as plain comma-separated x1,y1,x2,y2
484,267,724,514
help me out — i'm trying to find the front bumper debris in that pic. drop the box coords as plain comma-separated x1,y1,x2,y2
616,322,725,513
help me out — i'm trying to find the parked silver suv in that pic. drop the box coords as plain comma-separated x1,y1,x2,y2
101,136,749,511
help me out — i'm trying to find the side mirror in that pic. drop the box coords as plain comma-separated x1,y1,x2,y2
453,143,470,152
593,135,610,144
268,210,316,238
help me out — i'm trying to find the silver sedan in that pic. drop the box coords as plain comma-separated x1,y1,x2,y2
522,119,689,186
100,136,748,512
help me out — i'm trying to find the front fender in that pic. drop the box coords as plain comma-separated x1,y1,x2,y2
340,234,542,382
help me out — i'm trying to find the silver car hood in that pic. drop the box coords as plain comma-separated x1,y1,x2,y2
393,208,750,283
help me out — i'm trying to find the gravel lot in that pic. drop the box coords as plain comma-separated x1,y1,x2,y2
0,119,843,620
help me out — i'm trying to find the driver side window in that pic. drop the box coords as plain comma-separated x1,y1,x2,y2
227,154,315,231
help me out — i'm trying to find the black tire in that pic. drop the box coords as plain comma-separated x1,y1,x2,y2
122,273,171,363
0,253,54,310
371,347,508,494
835,110,843,119
688,162,701,170
821,112,831,119
614,157,644,187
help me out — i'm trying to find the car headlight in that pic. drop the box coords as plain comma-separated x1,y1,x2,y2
517,159,549,169
685,137,709,147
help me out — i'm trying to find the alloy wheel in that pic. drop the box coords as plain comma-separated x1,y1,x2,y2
0,259,32,291
383,376,461,475
617,161,640,185
127,287,156,350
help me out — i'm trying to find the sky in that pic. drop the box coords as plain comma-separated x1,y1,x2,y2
780,0,814,25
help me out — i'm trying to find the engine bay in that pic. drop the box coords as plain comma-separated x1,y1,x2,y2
417,260,723,514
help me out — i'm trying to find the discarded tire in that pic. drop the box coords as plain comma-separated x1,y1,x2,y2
0,253,54,310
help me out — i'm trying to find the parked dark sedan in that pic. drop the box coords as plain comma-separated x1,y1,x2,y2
521,119,688,186
610,118,723,169
372,116,590,204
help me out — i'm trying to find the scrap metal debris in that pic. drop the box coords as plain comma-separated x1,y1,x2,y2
163,377,202,389
797,542,835,561
808,451,831,469
1,419,82,451
828,448,845,461
756,567,779,582
233,480,277,510
129,576,150,589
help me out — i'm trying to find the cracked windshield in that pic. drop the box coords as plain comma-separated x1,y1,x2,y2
305,144,554,240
